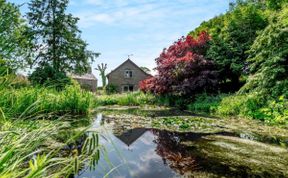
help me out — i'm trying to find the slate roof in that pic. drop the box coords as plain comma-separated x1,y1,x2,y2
71,73,97,81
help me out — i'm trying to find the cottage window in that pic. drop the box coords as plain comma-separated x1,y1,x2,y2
124,70,133,78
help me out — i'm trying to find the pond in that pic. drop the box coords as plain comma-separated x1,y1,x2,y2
75,107,288,178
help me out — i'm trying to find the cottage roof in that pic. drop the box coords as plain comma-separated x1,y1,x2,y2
107,58,152,77
71,73,97,81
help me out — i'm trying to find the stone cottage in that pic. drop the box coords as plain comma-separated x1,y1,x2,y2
107,59,151,92
71,71,97,92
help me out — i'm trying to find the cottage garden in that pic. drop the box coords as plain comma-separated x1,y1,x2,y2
0,0,288,177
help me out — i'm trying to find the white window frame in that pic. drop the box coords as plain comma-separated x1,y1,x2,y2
124,69,133,78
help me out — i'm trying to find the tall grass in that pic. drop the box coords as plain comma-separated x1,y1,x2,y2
94,92,156,106
0,82,93,119
0,74,107,177
0,117,104,178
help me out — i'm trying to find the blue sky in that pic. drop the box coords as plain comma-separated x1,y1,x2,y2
9,0,229,86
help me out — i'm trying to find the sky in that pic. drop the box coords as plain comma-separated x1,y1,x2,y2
9,0,230,86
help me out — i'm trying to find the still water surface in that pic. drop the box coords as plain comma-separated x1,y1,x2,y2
75,113,288,178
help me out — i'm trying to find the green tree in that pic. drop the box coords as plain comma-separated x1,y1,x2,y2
190,2,268,89
27,0,98,85
0,0,31,69
95,63,107,87
240,7,288,98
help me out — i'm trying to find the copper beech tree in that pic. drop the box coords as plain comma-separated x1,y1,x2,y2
140,31,218,96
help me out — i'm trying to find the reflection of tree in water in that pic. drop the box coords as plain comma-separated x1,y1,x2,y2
152,130,198,175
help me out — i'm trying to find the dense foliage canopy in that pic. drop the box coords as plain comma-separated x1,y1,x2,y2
27,0,99,86
240,7,288,97
190,2,268,89
140,32,218,96
0,0,31,69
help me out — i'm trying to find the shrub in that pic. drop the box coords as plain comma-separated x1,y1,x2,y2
140,32,218,97
188,93,227,114
259,96,288,124
104,84,118,94
216,94,263,118
29,63,71,90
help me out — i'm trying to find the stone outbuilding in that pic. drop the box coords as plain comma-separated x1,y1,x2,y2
71,72,97,92
107,59,151,93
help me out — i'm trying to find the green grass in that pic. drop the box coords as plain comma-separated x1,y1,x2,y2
0,84,93,119
0,74,105,177
187,93,288,125
0,118,103,178
94,91,156,106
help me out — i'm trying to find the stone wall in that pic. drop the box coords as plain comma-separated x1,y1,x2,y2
74,78,97,92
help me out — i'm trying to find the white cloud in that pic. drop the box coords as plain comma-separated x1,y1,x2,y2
85,0,104,5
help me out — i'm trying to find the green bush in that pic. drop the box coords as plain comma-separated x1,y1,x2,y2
216,94,264,118
104,84,118,94
29,63,71,90
188,93,227,114
259,96,288,124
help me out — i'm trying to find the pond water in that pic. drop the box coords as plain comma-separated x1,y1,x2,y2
75,112,288,178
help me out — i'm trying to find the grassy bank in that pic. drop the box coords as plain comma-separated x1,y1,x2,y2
0,75,101,177
94,92,155,107
95,91,288,126
188,93,288,125
0,85,92,119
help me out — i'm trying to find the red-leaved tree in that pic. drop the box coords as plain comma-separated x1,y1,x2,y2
139,31,218,96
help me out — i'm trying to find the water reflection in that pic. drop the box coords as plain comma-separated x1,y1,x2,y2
77,114,197,178
75,114,288,178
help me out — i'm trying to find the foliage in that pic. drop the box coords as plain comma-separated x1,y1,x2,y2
95,63,107,87
216,94,264,118
0,72,106,177
94,92,155,106
240,7,288,98
191,2,268,88
140,32,218,96
188,93,227,114
0,0,32,69
260,96,288,124
186,92,287,125
264,0,288,10
27,0,99,78
0,76,92,118
216,94,288,125
0,59,14,75
104,84,118,94
28,63,71,90
0,114,103,177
